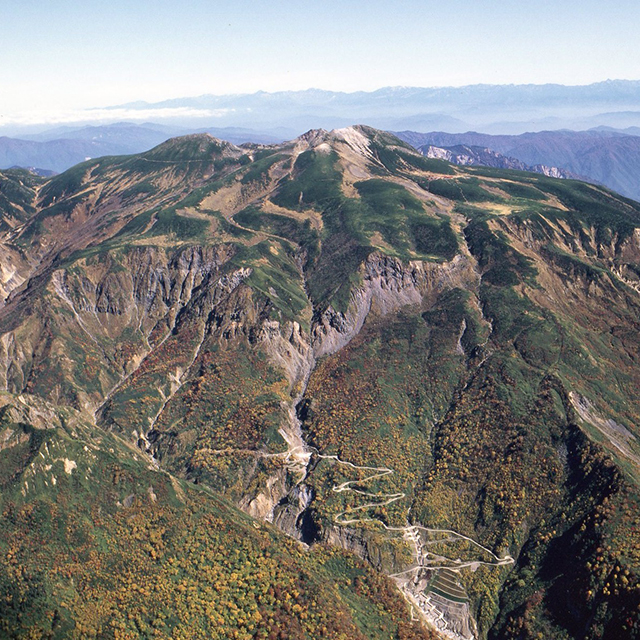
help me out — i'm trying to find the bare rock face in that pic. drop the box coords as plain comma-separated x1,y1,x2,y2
322,526,413,576
259,320,314,392
240,466,290,521
312,252,476,358
0,245,30,305
0,245,242,404
0,393,67,431
271,484,315,539
422,144,581,179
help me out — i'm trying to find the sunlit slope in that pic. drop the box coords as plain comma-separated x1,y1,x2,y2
0,394,437,640
0,126,639,639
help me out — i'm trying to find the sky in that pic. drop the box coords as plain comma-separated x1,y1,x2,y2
2,0,640,124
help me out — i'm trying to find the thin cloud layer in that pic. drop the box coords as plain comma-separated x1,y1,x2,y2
0,107,233,127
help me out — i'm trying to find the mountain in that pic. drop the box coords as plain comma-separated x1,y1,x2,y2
0,123,173,174
395,129,640,202
0,123,287,174
422,144,582,180
22,122,288,147
1,127,640,639
94,80,640,132
5,81,640,140
0,135,129,174
19,122,181,146
115,80,640,126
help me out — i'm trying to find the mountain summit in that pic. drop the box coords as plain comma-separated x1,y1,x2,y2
1,126,639,639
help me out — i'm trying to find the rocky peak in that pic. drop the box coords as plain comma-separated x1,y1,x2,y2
296,128,329,144
330,126,374,158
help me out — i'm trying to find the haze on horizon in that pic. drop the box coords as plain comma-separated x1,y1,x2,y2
2,0,640,127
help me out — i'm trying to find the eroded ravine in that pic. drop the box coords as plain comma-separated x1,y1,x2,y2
239,317,510,640
246,253,511,638
273,404,513,640
72,244,510,639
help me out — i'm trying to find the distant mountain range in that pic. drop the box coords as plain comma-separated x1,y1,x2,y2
396,129,640,201
4,80,640,138
105,80,640,133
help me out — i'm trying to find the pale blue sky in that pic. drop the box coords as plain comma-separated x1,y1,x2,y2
2,0,640,120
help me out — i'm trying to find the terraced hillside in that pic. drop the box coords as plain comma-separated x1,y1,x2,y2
0,127,639,639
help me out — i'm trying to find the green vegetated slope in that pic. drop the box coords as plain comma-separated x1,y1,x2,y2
0,126,639,639
0,398,432,640
0,169,44,231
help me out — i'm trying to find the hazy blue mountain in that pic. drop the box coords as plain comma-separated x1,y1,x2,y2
4,81,640,143
591,125,640,136
105,80,640,133
0,136,128,173
3,80,640,143
20,122,181,144
125,81,640,116
24,122,287,146
194,126,290,144
395,129,640,201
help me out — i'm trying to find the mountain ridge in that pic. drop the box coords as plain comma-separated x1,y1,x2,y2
395,129,640,202
0,125,286,174
421,144,584,181
5,79,640,140
116,80,640,109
